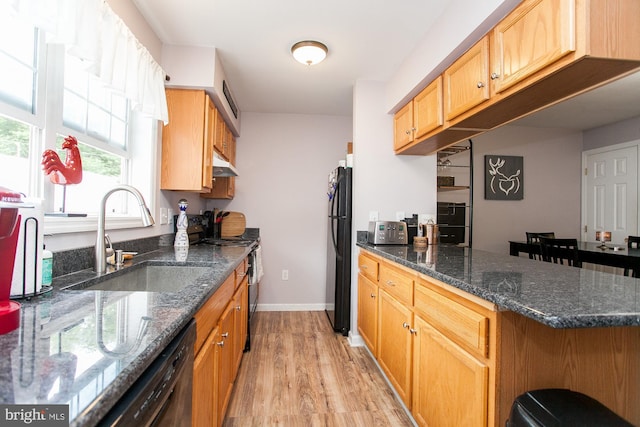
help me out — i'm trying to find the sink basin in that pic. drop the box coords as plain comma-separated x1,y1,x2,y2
68,265,212,293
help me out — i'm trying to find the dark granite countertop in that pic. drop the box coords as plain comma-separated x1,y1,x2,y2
357,241,640,329
0,242,255,427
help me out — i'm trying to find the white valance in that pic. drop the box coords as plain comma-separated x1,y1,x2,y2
6,0,169,124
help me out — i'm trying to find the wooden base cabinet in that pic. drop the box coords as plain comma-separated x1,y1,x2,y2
357,273,378,355
377,289,414,408
358,249,498,426
413,315,489,427
359,249,639,426
192,325,219,427
191,257,249,427
217,303,235,427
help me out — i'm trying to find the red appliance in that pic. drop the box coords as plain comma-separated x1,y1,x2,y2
0,187,27,334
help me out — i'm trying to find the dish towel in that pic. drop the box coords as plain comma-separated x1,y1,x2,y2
252,245,264,285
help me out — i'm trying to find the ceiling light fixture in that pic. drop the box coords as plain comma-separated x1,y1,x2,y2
291,40,328,66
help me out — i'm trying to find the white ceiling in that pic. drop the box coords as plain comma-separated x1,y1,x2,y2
133,0,449,116
133,0,640,130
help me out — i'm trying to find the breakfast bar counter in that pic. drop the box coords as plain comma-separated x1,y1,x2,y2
357,241,640,328
356,240,640,425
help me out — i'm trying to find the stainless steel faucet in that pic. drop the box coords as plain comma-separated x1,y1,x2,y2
95,185,155,273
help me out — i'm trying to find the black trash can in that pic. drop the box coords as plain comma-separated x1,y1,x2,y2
507,389,633,427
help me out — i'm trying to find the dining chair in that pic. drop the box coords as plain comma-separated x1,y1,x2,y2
538,237,582,268
525,232,555,260
623,236,640,277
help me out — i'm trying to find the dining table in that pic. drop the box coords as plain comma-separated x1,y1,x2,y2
509,240,640,275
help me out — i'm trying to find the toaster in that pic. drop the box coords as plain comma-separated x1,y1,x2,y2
368,221,408,245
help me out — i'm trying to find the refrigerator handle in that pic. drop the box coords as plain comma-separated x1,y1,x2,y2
329,192,341,261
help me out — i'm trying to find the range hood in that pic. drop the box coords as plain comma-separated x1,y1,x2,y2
213,153,238,177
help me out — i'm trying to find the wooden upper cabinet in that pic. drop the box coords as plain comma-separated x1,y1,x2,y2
203,97,216,188
413,76,443,140
393,101,414,150
444,36,490,121
394,77,444,152
161,89,214,192
214,109,235,162
492,0,575,94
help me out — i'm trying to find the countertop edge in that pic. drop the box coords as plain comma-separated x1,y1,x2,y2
357,242,640,329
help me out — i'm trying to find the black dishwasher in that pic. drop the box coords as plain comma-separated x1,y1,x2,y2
98,319,195,427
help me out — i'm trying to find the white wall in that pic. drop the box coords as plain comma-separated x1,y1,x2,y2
583,116,640,151
386,0,521,113
207,112,352,310
471,125,584,254
350,80,437,343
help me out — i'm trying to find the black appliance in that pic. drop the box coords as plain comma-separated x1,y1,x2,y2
437,202,466,244
98,320,195,426
325,166,352,335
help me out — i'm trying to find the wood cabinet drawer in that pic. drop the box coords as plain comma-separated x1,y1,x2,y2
415,280,489,358
358,252,379,282
379,263,414,306
193,274,235,354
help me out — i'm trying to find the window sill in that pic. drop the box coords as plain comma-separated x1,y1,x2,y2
44,215,150,235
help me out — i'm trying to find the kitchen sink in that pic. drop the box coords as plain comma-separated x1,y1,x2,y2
66,265,212,293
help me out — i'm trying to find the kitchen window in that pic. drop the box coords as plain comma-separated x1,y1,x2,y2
0,16,156,234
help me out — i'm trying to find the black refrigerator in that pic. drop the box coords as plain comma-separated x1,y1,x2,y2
325,166,352,336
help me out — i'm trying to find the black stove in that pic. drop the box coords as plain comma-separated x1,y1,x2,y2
199,237,256,247
175,214,255,247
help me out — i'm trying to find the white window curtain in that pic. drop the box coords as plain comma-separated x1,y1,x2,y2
5,0,169,124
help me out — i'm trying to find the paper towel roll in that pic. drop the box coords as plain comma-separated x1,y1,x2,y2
11,199,44,298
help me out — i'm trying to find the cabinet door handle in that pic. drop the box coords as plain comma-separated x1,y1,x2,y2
477,81,485,88
410,328,417,335
370,293,376,298
236,305,241,311
405,130,411,135
402,322,410,329
222,332,229,338
386,280,395,286
217,341,225,347
490,72,500,80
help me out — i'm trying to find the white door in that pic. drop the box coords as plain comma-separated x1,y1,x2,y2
583,144,638,244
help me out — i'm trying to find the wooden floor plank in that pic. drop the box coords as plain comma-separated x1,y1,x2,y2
223,311,414,426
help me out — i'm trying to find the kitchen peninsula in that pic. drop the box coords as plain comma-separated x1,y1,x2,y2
357,238,639,426
0,240,255,427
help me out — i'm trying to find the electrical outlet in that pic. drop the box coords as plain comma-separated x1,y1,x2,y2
369,211,379,222
396,211,405,221
167,209,175,226
282,269,289,281
160,208,168,225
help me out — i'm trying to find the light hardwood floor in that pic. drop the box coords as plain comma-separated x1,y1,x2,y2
223,311,415,427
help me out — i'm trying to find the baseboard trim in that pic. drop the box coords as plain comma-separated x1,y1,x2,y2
348,331,365,347
257,303,327,312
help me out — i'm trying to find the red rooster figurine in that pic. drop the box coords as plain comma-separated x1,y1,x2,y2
41,135,83,185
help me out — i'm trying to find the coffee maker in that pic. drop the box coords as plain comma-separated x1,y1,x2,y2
0,187,32,334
